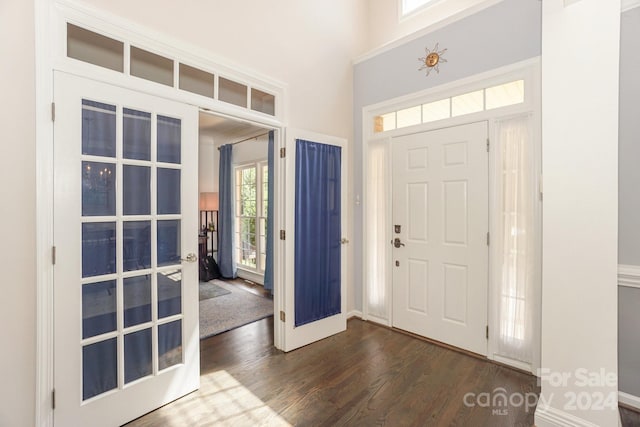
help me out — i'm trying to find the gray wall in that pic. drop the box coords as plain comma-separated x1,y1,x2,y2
352,0,542,311
618,7,640,398
619,7,640,266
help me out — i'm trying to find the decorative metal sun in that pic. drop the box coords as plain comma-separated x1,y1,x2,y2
418,43,448,76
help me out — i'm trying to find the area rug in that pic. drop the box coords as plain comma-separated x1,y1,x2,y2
200,279,274,339
199,281,231,301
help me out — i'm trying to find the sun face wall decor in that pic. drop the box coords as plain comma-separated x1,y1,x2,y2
419,43,448,76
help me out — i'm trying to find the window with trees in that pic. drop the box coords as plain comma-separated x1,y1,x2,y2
235,161,268,273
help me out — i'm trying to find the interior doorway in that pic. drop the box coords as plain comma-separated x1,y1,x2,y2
197,112,275,340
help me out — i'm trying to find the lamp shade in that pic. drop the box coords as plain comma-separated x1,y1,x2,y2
199,192,219,211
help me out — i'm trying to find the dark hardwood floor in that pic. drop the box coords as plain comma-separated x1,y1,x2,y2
127,318,543,426
621,406,640,427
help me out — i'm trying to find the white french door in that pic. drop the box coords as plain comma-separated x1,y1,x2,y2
53,72,199,426
281,129,348,352
392,122,489,356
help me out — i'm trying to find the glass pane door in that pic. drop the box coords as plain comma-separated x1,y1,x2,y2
54,72,199,427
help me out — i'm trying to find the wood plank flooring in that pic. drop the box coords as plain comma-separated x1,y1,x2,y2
127,318,543,426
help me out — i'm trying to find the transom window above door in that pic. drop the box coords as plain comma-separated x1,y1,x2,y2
401,0,439,16
65,23,277,117
374,80,525,133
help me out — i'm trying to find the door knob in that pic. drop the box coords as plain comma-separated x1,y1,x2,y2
341,238,349,244
181,253,198,263
392,238,405,248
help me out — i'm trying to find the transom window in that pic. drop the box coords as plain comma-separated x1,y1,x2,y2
374,79,525,133
235,162,268,273
66,23,276,116
402,0,438,16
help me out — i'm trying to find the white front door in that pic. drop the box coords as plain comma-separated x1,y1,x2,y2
281,129,347,352
53,72,199,426
391,122,489,356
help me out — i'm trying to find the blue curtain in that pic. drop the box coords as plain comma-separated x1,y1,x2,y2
263,131,275,293
294,139,341,327
218,144,236,278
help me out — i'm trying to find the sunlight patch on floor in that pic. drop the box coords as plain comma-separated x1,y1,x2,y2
192,370,291,427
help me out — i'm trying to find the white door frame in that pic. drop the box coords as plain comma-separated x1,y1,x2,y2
361,58,541,373
35,2,289,425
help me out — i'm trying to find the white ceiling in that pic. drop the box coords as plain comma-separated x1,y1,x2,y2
199,112,267,145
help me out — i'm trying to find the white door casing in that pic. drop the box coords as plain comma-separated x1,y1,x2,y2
391,121,489,356
53,72,199,426
282,128,348,352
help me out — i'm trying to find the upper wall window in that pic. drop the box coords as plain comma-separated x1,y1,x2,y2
401,0,439,17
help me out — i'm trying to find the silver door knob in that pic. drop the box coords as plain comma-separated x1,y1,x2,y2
181,253,198,263
392,238,405,248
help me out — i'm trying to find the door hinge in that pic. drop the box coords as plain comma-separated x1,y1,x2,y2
486,138,490,152
51,102,56,122
486,232,490,246
52,389,55,410
280,311,286,322
486,325,489,340
280,147,286,158
280,230,286,240
539,176,543,202
52,246,56,265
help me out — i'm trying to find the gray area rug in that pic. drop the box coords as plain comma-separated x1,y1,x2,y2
199,281,231,301
200,280,273,339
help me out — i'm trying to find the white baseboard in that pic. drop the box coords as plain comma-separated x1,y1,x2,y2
534,405,601,427
347,310,363,319
236,268,264,286
619,391,640,411
363,313,391,327
491,354,533,374
618,264,640,289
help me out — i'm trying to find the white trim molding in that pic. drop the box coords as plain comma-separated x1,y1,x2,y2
354,0,503,64
347,310,363,320
622,0,640,12
619,391,640,411
618,264,640,289
535,406,602,427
